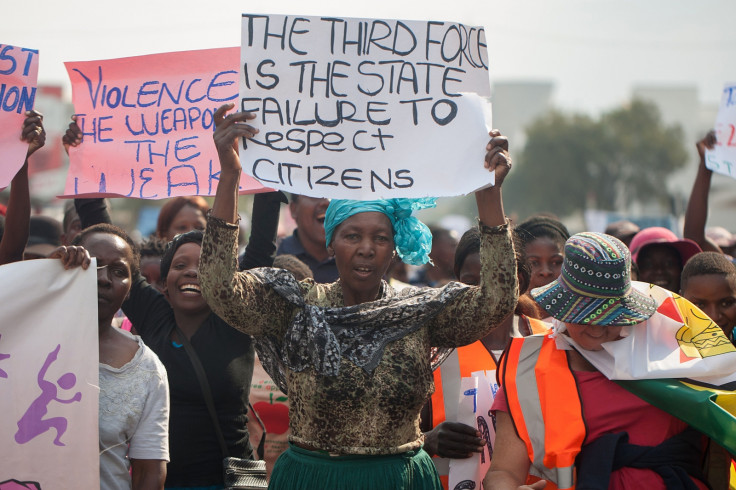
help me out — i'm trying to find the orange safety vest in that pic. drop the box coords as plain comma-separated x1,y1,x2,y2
428,316,549,489
432,316,548,427
430,341,497,489
498,334,587,490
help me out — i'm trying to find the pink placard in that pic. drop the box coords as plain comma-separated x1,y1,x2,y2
62,48,267,199
0,44,38,189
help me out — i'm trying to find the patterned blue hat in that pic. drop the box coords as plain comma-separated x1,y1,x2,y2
531,232,657,326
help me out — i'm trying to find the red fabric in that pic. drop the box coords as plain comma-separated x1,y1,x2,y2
493,370,707,490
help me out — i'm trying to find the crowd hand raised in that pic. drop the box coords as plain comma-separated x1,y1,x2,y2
484,129,512,186
62,115,83,155
212,103,259,174
424,421,486,459
22,110,45,157
49,245,92,270
696,130,717,165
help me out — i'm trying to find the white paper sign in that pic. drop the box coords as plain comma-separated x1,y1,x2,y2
705,83,736,179
0,259,99,490
239,14,493,199
448,371,497,490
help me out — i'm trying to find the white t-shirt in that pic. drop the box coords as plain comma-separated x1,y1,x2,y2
99,333,169,490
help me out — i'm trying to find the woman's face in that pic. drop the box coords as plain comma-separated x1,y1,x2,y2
457,252,481,286
525,237,564,292
636,244,682,292
164,242,210,315
329,212,394,305
682,274,736,339
83,233,134,325
565,323,624,351
163,205,206,242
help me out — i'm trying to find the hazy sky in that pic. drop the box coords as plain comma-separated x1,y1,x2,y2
5,0,735,115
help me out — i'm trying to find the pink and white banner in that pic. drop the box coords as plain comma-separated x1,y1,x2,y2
0,259,99,489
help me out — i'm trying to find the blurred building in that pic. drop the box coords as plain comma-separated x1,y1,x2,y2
491,80,555,151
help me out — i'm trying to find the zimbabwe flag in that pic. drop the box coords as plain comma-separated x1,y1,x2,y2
616,377,736,454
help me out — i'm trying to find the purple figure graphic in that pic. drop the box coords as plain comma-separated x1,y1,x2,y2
0,334,10,379
14,344,82,447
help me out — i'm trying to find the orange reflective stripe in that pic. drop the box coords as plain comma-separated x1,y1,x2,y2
503,335,586,490
502,337,536,462
536,337,586,472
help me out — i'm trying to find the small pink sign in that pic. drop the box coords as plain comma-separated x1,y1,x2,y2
0,44,38,189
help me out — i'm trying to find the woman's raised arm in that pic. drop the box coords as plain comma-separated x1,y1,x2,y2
475,129,511,228
199,104,293,337
210,103,259,223
428,130,517,347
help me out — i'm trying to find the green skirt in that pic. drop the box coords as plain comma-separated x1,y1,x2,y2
269,443,442,490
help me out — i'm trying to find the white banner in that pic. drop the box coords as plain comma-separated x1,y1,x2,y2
0,259,99,489
239,14,493,199
705,82,736,179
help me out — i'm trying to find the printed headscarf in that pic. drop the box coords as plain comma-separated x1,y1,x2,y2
324,198,437,266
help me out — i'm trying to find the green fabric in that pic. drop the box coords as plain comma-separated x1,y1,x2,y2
616,378,736,454
269,444,442,489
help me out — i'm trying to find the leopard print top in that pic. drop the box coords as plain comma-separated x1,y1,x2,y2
200,215,517,455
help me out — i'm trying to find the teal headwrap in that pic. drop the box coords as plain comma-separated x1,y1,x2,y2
324,198,437,266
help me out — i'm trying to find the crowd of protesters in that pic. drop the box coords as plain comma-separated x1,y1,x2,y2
1,101,735,490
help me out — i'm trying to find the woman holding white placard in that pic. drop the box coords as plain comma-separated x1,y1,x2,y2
198,102,518,489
